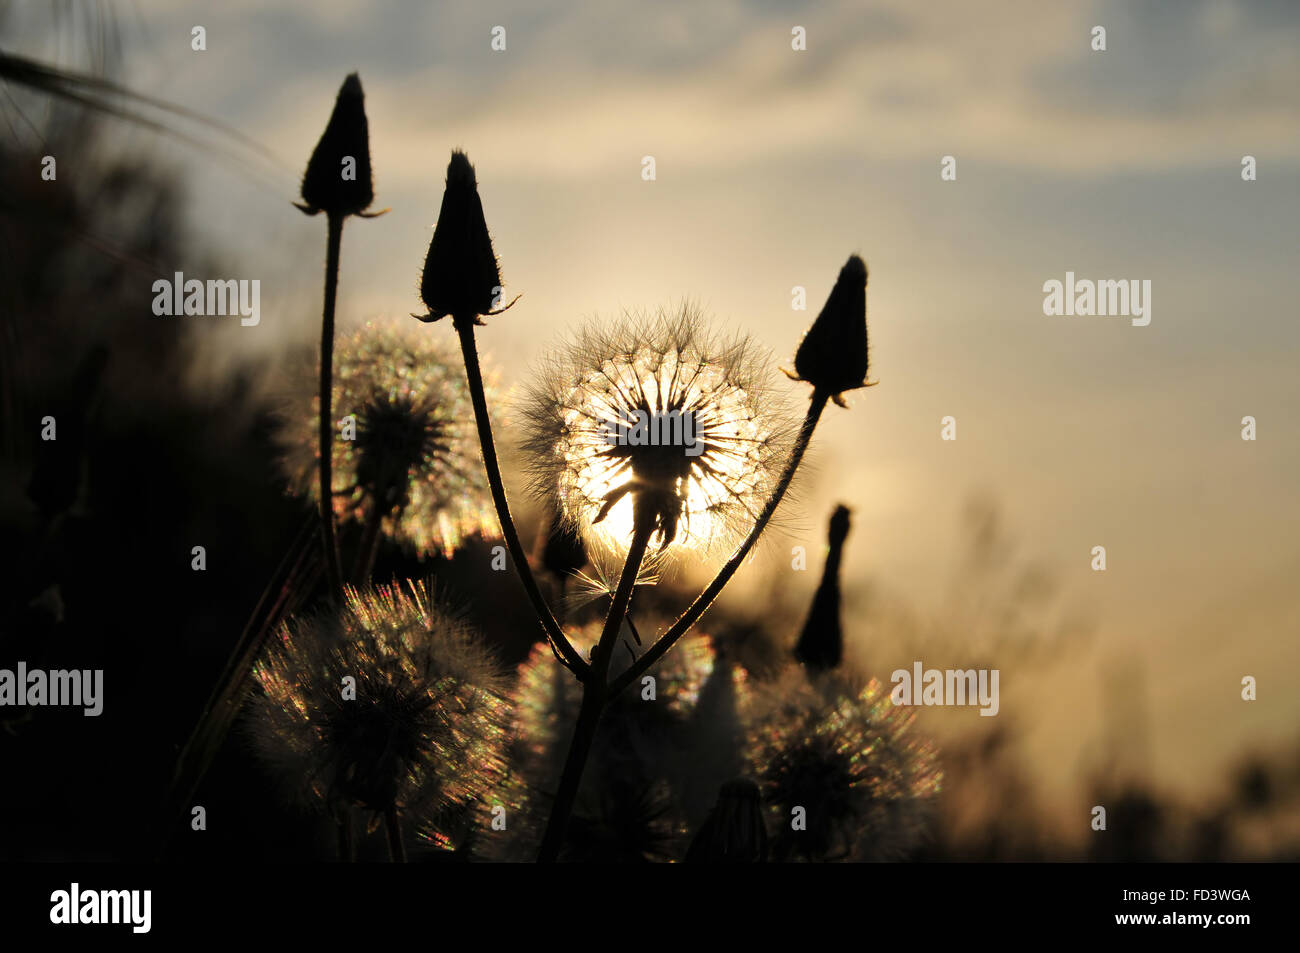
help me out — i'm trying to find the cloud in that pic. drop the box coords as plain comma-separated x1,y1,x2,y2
207,0,1300,185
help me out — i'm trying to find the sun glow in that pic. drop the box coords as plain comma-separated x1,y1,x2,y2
556,353,772,553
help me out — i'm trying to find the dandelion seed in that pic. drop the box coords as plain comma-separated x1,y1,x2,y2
276,320,494,557
744,666,941,861
520,305,795,558
246,581,510,849
564,548,664,615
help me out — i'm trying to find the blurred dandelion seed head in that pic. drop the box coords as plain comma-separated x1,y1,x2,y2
483,623,747,860
514,623,722,754
744,667,941,861
247,581,510,840
276,320,493,555
521,306,794,559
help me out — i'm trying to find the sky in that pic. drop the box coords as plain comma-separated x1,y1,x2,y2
5,0,1298,815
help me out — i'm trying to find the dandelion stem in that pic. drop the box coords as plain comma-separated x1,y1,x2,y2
593,506,654,680
384,805,406,863
536,681,601,864
608,389,831,698
453,318,588,679
318,212,345,595
537,505,655,862
351,500,384,584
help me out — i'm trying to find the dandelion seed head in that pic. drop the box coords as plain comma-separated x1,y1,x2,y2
744,666,941,861
247,581,510,844
276,320,493,556
521,305,794,559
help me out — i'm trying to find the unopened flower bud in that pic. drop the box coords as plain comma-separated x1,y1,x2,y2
790,254,870,402
794,504,850,671
298,73,375,217
418,151,503,324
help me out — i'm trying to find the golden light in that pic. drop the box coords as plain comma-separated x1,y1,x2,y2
554,350,774,555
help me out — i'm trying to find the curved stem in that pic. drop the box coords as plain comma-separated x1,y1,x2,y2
608,389,830,699
537,506,655,863
454,318,588,679
317,213,345,595
591,506,655,682
535,679,602,864
351,499,385,584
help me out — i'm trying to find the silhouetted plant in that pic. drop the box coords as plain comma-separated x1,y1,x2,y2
795,504,851,671
407,166,875,858
414,151,585,679
296,73,386,596
481,623,743,861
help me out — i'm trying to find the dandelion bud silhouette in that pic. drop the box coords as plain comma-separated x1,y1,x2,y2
794,504,851,671
684,778,768,863
298,73,374,217
418,151,503,323
791,255,870,402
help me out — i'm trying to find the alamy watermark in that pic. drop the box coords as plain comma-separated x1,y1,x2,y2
50,884,150,934
0,662,103,716
1043,271,1151,327
890,661,999,716
152,272,260,326
600,408,702,457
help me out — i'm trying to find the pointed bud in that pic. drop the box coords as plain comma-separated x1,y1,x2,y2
298,73,374,217
684,778,768,863
791,255,869,400
418,151,502,323
794,504,850,671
